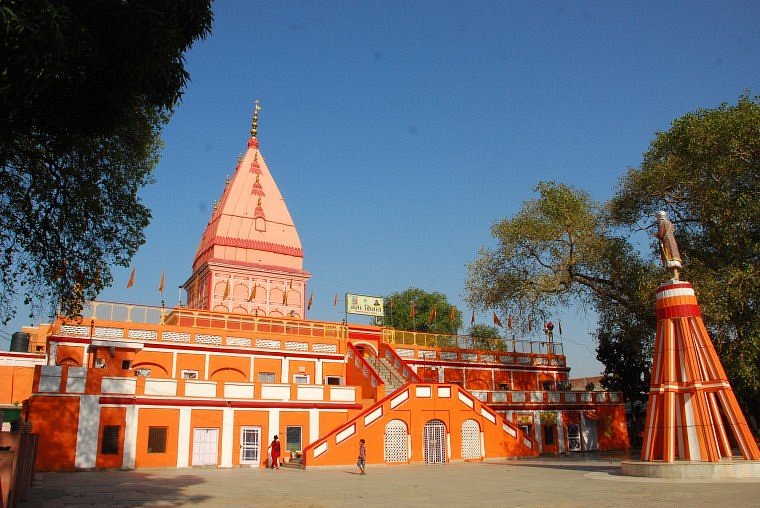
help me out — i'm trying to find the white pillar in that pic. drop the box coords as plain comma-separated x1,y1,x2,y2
533,410,542,453
171,351,178,378
309,408,319,445
177,407,191,467
122,405,139,469
74,395,100,469
557,411,565,454
221,406,234,467
281,357,289,384
268,408,280,445
315,360,323,384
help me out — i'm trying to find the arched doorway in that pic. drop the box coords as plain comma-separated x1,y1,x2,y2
461,419,481,459
423,419,447,464
384,419,408,463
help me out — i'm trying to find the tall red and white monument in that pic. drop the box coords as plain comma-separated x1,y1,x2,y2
628,212,759,477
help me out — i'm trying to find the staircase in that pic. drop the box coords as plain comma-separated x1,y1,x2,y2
362,349,406,392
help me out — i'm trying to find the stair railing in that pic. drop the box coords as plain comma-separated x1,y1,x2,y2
380,342,422,383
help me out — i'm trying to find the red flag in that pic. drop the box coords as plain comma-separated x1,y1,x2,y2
429,306,437,323
158,271,165,295
126,268,135,288
470,310,475,325
307,291,314,310
507,315,513,330
493,311,503,327
410,302,416,319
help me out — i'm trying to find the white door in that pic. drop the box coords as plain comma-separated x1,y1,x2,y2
384,419,408,463
423,419,447,464
567,424,581,452
240,426,261,465
461,419,481,459
192,428,219,466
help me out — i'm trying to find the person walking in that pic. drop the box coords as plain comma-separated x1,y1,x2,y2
269,435,281,469
357,438,366,475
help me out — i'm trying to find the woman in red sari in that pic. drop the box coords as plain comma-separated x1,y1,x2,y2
268,435,281,469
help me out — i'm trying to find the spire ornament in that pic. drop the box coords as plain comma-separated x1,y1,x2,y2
250,99,261,138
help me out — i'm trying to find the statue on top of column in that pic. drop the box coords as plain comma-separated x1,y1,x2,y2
655,211,683,280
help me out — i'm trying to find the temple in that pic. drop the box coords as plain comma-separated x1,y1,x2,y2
0,107,629,474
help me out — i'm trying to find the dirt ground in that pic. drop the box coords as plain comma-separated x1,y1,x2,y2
23,455,760,507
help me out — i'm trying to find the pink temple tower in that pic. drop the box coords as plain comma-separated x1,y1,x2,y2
183,101,311,318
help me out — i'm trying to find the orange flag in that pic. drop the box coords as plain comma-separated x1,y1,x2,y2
282,288,287,305
126,268,135,288
307,291,314,310
449,306,456,323
428,306,437,323
493,311,503,327
222,279,230,300
528,320,533,332
507,315,513,330
248,284,257,302
333,293,338,307
410,302,416,319
158,271,165,295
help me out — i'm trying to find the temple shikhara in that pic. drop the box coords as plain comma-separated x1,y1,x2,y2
0,107,630,473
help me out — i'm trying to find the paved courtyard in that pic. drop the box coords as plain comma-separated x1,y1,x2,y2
23,454,760,507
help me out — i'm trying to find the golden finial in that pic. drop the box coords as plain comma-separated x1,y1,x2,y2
250,99,261,138
225,175,230,184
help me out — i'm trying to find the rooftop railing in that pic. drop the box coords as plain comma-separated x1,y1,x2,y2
73,300,347,340
382,329,564,357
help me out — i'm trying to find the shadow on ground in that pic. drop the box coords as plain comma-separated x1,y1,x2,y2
26,470,211,507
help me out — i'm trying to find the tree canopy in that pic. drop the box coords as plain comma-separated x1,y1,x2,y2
611,93,760,425
466,94,760,427
381,287,462,335
0,1,213,322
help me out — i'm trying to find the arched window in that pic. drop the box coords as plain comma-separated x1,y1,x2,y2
384,419,408,463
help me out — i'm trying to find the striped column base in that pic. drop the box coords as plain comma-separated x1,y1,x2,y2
640,281,759,463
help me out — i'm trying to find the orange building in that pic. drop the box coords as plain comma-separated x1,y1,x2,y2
1,109,629,471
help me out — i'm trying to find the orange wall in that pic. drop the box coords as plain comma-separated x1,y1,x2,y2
511,371,537,390
253,358,281,382
28,396,80,471
136,408,180,468
597,405,630,451
464,369,491,390
177,353,206,379
0,365,35,404
321,362,344,383
288,360,315,383
96,407,126,468
56,345,85,367
133,351,173,378
209,355,249,382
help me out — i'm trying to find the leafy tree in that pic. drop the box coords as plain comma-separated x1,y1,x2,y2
465,182,656,404
611,93,760,427
0,1,213,322
381,287,461,335
466,94,760,431
468,323,506,351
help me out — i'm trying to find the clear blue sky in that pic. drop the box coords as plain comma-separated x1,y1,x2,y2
3,1,759,377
